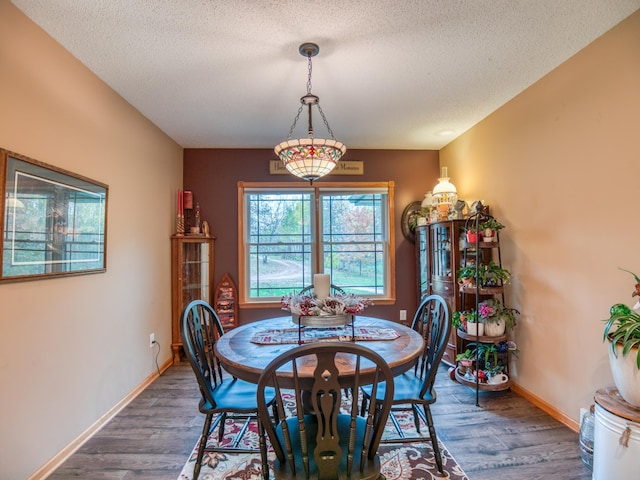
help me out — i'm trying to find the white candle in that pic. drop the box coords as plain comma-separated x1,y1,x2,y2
313,274,330,300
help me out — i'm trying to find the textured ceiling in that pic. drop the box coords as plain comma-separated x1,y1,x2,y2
10,1,640,149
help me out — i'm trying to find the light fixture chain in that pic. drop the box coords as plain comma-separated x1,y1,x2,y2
306,53,313,94
285,103,304,141
316,104,336,140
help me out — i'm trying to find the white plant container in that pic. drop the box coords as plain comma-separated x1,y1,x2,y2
593,387,640,480
608,340,640,407
483,318,506,337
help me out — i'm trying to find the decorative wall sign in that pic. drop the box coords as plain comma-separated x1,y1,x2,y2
214,273,238,330
0,149,108,283
269,160,363,176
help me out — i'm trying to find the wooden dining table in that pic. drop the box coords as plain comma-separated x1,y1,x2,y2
214,315,424,389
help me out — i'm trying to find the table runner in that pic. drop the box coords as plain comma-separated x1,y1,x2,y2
250,325,400,345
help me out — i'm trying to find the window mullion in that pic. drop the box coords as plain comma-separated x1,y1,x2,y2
314,187,322,274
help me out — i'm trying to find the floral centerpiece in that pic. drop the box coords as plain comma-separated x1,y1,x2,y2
281,291,372,317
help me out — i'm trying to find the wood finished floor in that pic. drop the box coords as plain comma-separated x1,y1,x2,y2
48,363,592,480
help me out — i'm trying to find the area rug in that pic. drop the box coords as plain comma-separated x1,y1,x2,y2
177,394,468,480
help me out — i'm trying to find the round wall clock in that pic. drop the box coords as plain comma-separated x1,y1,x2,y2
401,201,423,243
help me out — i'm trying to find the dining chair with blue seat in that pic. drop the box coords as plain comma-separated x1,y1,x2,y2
256,342,394,480
359,294,451,474
181,299,277,480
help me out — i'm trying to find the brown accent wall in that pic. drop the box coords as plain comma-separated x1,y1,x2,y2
184,148,439,324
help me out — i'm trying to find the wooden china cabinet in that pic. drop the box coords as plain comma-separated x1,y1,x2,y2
171,234,215,363
415,220,467,366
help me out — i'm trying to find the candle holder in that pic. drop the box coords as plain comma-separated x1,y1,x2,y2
176,214,185,235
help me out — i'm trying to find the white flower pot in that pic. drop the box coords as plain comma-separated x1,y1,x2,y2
608,339,640,407
484,318,506,337
466,322,484,336
487,373,508,385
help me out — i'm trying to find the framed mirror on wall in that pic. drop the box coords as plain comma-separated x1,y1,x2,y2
0,148,108,283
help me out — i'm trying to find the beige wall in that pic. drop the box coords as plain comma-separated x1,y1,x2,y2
441,10,640,425
0,3,182,479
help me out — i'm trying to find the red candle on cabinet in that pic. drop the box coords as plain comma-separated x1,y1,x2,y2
183,190,193,210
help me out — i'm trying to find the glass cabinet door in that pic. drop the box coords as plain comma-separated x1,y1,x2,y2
180,241,211,305
415,226,430,299
431,223,453,281
171,235,215,363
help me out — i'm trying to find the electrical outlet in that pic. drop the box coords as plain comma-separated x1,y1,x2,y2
399,310,407,321
149,333,155,348
579,407,588,424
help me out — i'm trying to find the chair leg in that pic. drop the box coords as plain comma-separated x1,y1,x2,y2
258,417,270,480
422,404,443,474
360,395,368,417
217,412,228,442
194,413,213,480
411,404,421,434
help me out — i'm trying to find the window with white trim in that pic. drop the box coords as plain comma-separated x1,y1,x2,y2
238,182,395,306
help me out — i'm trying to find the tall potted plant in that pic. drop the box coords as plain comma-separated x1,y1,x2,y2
603,268,640,407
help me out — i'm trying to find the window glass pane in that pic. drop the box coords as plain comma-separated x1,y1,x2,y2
320,193,387,295
239,182,393,305
246,192,313,298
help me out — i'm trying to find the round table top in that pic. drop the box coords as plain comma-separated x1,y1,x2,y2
215,316,424,386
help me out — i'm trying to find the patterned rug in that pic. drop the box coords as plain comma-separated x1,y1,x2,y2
177,394,468,480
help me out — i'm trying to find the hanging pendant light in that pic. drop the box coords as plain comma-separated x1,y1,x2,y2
274,43,346,184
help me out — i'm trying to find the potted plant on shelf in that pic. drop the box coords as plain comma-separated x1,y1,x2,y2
484,364,508,384
457,264,478,289
477,261,511,288
465,226,480,244
603,268,640,407
468,342,499,369
455,349,475,375
479,218,505,242
478,298,520,336
464,310,483,336
452,310,464,330
478,298,501,336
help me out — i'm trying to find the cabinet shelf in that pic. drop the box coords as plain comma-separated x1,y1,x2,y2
454,367,511,391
